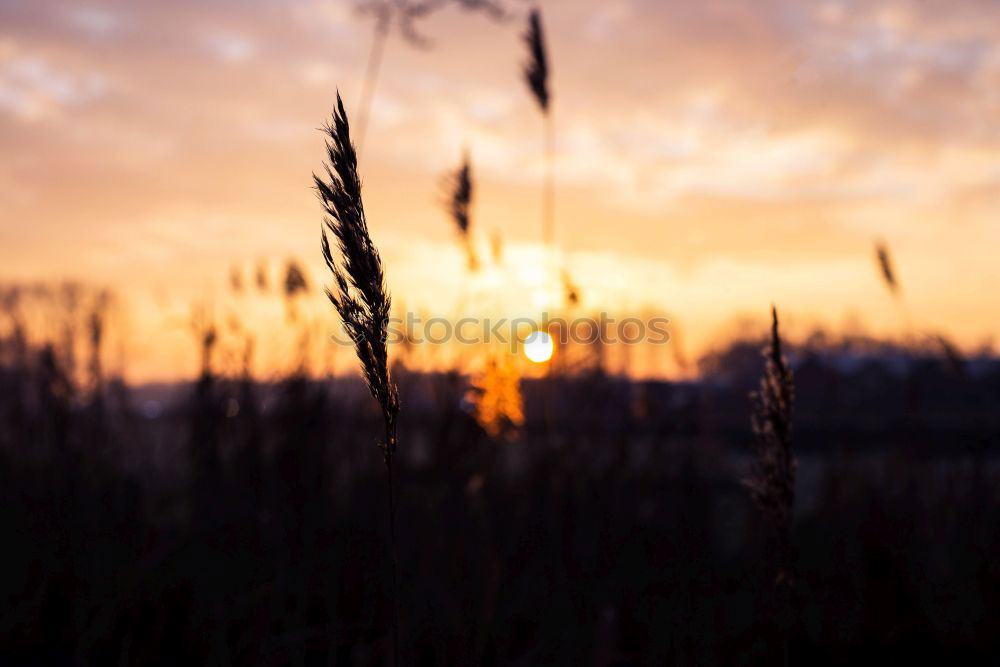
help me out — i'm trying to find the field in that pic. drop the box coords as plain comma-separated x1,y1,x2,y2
2,297,999,663
3,0,1000,665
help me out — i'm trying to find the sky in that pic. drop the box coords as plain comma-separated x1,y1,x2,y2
2,0,1000,380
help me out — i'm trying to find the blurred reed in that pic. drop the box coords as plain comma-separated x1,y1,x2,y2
229,265,244,295
522,8,549,114
522,7,557,301
254,259,269,293
354,0,507,152
874,240,899,297
444,151,479,272
744,305,796,666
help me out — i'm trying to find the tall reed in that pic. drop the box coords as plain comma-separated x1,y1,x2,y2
282,259,310,322
561,269,579,306
254,259,268,292
315,91,402,665
874,239,899,297
354,0,506,153
744,305,796,666
876,241,965,374
445,151,478,271
522,7,556,295
874,239,914,337
229,265,243,294
86,290,109,396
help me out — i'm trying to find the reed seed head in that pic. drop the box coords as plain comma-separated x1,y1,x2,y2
359,0,506,48
316,91,399,456
875,240,899,295
284,260,309,298
255,260,268,292
935,334,966,379
745,306,796,543
562,270,580,306
229,265,244,294
522,8,550,113
447,152,473,236
444,152,479,271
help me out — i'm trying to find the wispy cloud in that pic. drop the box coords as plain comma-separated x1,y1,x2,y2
202,31,255,64
64,5,122,37
0,46,107,120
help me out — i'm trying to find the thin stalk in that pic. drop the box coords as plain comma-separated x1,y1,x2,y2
542,111,556,295
542,111,555,250
317,92,401,666
383,439,400,667
356,20,390,156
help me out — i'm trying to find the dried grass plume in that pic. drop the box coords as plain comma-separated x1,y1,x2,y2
744,305,796,662
875,240,899,296
522,8,549,113
316,93,399,456
315,90,401,663
444,151,478,271
745,306,796,560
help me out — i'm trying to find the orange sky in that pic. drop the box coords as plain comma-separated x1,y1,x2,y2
2,0,999,381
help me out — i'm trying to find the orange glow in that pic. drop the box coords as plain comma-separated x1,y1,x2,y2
0,1,997,381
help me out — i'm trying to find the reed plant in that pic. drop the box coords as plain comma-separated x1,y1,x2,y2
315,91,402,665
874,240,899,296
522,8,556,296
874,238,918,342
744,305,796,666
354,0,506,152
444,151,479,271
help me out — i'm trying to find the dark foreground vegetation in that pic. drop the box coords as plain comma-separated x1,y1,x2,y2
2,325,1000,666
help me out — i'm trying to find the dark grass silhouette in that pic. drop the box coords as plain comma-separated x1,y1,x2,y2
3,293,1000,664
444,151,479,272
522,7,558,298
744,306,796,666
875,240,899,297
522,9,549,114
316,91,402,665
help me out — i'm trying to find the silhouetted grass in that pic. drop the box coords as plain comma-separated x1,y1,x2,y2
316,91,402,665
444,151,479,272
744,306,796,665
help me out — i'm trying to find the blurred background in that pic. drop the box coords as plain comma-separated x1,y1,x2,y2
3,0,1000,379
2,0,1000,664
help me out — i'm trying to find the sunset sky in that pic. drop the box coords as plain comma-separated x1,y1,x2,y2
2,0,1000,380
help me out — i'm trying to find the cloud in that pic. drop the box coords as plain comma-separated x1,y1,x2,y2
0,47,108,120
3,0,1000,373
4,0,999,207
202,31,256,63
64,5,122,37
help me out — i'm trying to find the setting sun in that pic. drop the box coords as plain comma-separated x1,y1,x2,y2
523,330,554,363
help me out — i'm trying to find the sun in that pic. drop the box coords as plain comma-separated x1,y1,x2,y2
523,330,554,363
